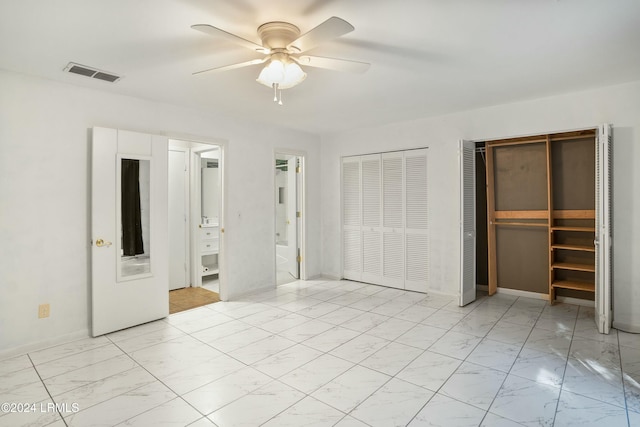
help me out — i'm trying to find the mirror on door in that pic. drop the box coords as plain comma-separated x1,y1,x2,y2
118,157,151,280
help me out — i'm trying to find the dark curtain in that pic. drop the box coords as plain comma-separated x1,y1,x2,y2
121,159,144,256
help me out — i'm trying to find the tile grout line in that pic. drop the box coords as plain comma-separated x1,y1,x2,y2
105,334,218,425
469,295,547,426
530,301,575,427
616,326,632,427
27,353,69,427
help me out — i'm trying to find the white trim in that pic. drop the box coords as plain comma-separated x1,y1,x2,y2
490,287,595,307
0,329,90,360
556,296,595,308
493,287,548,300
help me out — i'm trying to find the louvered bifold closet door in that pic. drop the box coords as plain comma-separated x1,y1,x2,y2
459,141,476,305
595,124,612,334
361,154,383,285
404,149,429,292
342,157,362,280
382,152,405,289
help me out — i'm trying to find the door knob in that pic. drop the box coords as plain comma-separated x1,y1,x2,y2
95,239,112,247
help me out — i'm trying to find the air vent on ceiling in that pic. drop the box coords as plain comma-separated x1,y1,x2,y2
63,62,121,83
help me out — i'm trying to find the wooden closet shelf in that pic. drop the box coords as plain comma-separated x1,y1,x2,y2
551,244,595,252
551,280,595,292
551,262,595,273
494,222,548,228
551,226,595,232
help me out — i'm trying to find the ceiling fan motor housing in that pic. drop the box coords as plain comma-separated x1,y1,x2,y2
257,22,301,50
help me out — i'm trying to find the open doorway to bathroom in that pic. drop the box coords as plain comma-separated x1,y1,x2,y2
275,152,304,286
168,139,225,313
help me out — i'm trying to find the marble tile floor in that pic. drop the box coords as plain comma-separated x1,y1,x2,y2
1,279,639,427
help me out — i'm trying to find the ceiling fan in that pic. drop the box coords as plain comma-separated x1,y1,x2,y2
191,17,370,104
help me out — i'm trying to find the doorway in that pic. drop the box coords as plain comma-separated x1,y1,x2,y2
168,139,225,310
275,152,304,286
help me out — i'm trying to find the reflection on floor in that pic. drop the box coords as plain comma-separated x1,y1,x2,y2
277,271,297,286
121,255,150,276
202,276,219,294
169,287,219,314
2,279,638,426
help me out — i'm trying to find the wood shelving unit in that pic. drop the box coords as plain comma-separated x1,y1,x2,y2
552,262,595,273
486,129,597,304
547,132,597,303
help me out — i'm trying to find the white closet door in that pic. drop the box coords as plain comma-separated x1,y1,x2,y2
342,157,362,280
168,149,189,291
404,149,429,292
382,152,405,288
595,124,612,334
361,154,383,284
459,141,476,305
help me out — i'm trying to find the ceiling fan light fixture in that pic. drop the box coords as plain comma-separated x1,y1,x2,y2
256,56,306,90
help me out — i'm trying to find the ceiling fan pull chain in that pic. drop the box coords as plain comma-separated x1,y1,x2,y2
279,88,283,106
273,83,278,102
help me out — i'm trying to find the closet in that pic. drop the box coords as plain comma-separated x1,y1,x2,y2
342,148,429,293
485,125,612,331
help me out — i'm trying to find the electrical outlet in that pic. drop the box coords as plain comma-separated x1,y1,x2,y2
38,304,50,319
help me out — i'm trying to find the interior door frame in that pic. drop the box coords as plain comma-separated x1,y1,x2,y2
180,139,227,300
274,149,307,284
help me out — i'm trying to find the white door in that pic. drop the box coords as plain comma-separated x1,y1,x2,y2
595,124,612,334
405,149,429,292
361,154,383,285
91,127,169,336
460,140,477,306
287,157,299,279
342,157,362,280
382,151,405,289
168,149,188,291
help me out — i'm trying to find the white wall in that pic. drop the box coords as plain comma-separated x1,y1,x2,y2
321,79,640,332
0,70,321,354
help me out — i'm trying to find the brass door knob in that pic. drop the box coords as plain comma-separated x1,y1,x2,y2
95,239,112,247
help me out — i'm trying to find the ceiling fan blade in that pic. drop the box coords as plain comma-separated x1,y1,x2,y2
287,17,354,53
193,58,267,76
295,55,370,73
191,24,268,53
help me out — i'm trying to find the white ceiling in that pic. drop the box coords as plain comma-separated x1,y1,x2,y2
1,0,639,135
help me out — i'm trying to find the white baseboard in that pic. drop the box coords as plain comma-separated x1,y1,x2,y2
487,287,594,307
318,273,342,281
0,329,90,360
492,287,549,300
555,296,595,307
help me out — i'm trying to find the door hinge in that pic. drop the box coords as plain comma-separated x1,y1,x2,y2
296,255,302,263
296,211,301,218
